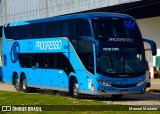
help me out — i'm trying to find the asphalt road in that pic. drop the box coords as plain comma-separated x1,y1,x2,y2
110,92,160,105
0,79,160,106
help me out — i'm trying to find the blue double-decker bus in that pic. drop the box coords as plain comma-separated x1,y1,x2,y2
2,12,156,98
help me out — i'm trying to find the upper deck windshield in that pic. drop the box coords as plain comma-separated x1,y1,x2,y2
97,48,145,76
92,19,141,39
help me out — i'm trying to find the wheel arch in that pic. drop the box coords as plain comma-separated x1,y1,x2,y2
69,73,78,94
12,71,18,85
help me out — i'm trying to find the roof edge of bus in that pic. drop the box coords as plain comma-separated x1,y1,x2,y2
6,12,134,27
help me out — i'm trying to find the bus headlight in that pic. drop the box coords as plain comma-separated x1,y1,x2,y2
96,79,111,86
136,80,145,86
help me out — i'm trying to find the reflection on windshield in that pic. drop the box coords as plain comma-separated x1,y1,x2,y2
97,48,144,74
92,20,141,39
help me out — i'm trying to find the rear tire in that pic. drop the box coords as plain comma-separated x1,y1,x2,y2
22,76,30,93
71,78,80,98
14,75,21,91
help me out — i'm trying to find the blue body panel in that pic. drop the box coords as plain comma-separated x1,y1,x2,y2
94,74,146,94
2,12,147,96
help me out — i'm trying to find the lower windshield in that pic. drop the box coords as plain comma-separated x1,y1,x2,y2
97,48,145,74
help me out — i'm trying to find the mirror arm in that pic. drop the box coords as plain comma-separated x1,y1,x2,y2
143,38,157,56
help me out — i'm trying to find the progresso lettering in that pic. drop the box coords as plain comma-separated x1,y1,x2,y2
109,38,134,42
35,40,62,50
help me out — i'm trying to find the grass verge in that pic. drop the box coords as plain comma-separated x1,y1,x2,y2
0,91,159,114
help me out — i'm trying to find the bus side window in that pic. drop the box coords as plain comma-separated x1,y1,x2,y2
27,54,39,68
76,20,91,36
62,22,69,37
24,25,29,39
38,54,45,68
33,24,37,38
41,24,47,38
56,22,63,37
28,25,33,38
46,22,52,37
44,54,54,68
52,22,57,37
37,24,42,38
15,26,21,40
56,53,74,75
19,54,27,67
69,21,76,36
29,25,34,38
48,21,61,37
36,53,55,69
11,27,15,39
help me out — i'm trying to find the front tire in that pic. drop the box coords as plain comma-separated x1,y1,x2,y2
71,78,80,98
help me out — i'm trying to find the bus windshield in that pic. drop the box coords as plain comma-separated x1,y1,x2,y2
92,19,141,39
97,48,145,74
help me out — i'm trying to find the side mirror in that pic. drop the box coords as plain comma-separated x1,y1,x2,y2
143,38,157,56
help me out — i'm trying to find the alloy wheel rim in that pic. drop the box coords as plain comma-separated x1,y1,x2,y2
22,79,26,90
73,82,78,96
15,77,19,89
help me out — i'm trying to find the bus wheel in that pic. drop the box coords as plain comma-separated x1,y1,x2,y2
22,76,30,93
71,78,80,98
112,94,123,99
14,75,21,91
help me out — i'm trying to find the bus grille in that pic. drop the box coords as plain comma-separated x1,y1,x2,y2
111,84,137,88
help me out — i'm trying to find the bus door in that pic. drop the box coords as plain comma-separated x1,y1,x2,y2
56,53,70,90
50,54,70,91
28,66,41,87
58,70,68,90
41,69,51,89
41,54,57,89
50,69,59,90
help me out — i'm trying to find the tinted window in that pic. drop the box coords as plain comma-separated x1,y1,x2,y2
68,21,76,36
4,19,91,39
92,19,141,39
19,54,38,68
18,53,74,75
56,53,74,75
38,53,56,68
68,19,91,37
76,19,91,36
71,38,94,74
62,22,69,36
78,52,94,74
